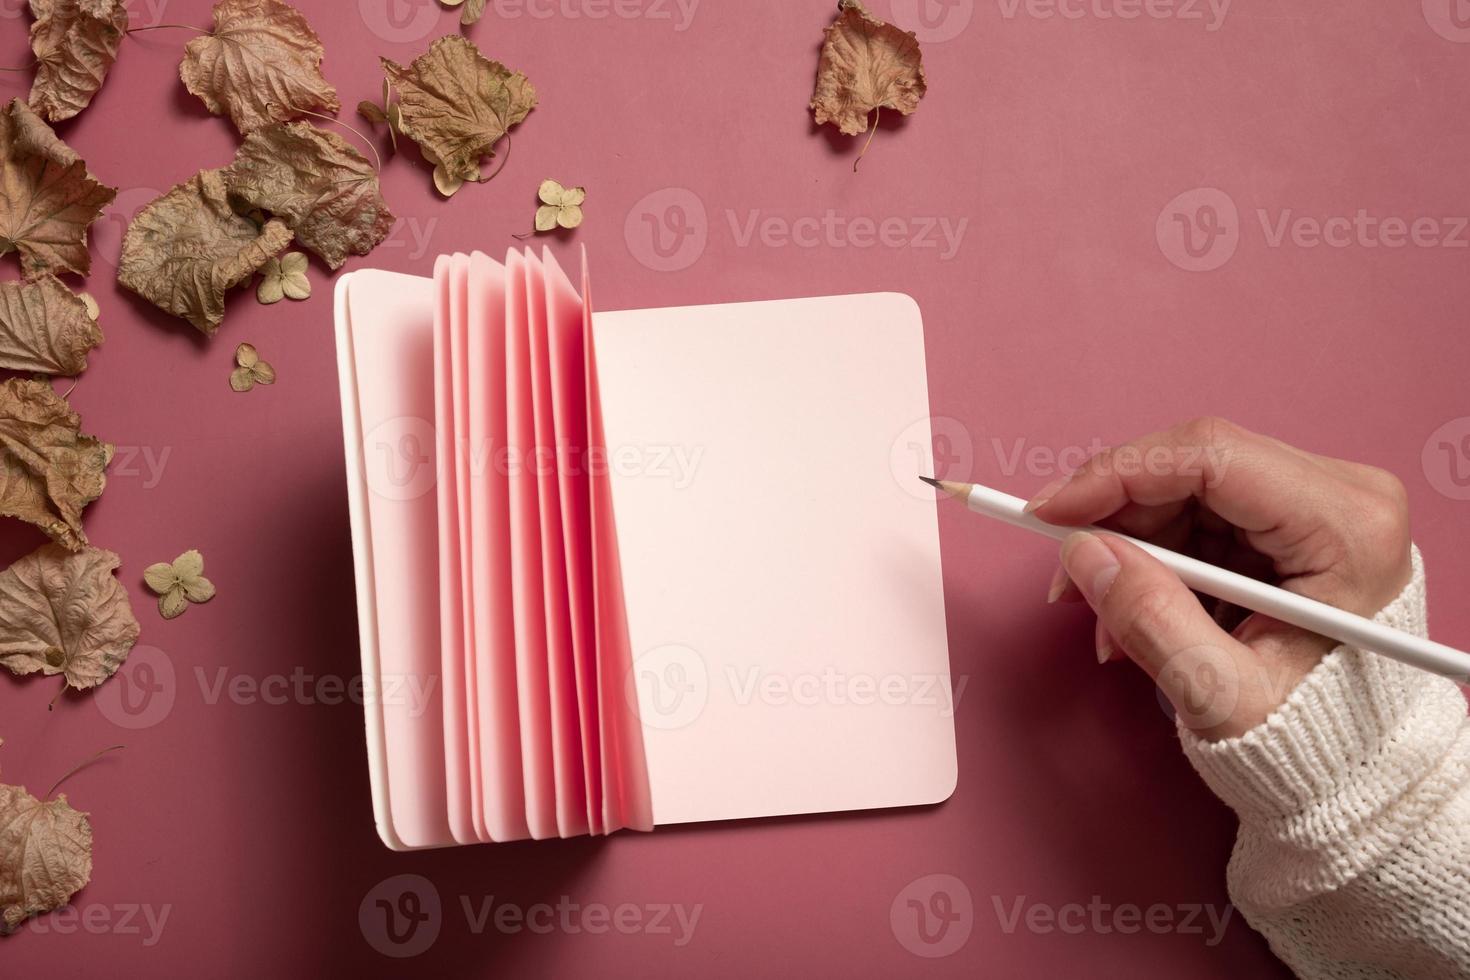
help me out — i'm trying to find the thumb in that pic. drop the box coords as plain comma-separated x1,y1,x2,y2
1059,531,1256,737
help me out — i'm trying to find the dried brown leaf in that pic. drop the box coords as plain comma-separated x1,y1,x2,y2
356,100,386,124
0,543,138,690
0,780,91,934
461,0,486,25
179,0,341,135
0,274,102,375
222,122,395,270
27,0,129,123
810,0,927,137
0,98,117,280
118,169,293,335
382,35,536,186
0,378,111,551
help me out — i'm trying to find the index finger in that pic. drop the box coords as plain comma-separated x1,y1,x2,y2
1024,417,1338,540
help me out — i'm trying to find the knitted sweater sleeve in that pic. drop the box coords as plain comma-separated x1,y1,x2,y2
1179,547,1470,980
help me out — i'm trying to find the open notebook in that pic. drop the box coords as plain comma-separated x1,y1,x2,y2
333,248,956,849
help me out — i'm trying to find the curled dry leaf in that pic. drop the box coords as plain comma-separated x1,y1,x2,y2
534,179,585,232
810,0,927,137
382,35,536,187
222,122,395,270
0,543,139,691
118,170,294,335
180,0,341,135
0,98,117,281
0,778,92,935
357,79,401,153
256,253,309,304
0,379,110,551
0,274,102,375
143,549,216,619
229,341,275,392
26,0,128,123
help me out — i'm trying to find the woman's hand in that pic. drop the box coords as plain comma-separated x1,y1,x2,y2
1028,417,1413,740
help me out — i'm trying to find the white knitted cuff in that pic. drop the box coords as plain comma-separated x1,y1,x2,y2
1178,547,1470,900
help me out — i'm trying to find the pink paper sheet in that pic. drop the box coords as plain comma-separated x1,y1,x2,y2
503,248,559,839
343,271,450,849
524,250,590,838
432,255,476,843
465,252,527,842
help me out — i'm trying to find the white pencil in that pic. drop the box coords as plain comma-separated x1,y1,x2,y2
922,477,1470,682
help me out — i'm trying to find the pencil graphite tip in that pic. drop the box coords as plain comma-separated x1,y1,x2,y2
921,476,970,500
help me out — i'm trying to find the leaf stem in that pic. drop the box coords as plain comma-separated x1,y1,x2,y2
287,106,383,173
854,106,880,173
47,745,124,799
481,132,513,183
0,62,37,73
126,24,210,36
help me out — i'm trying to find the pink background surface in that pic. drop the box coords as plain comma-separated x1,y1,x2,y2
4,1,1470,976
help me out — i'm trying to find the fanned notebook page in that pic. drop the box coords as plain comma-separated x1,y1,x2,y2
335,248,955,851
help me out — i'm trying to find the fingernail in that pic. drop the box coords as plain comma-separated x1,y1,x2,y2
1046,565,1070,604
1022,474,1071,514
1095,619,1114,664
1060,532,1120,608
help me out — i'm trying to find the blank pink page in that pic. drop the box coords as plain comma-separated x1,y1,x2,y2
343,270,451,849
503,248,558,839
594,293,955,826
432,256,476,843
523,249,589,839
465,251,529,843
